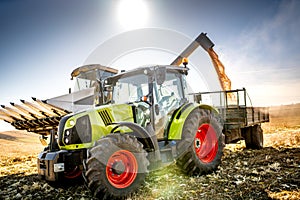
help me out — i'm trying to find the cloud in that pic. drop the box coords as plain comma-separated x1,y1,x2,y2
239,0,299,67
219,0,300,106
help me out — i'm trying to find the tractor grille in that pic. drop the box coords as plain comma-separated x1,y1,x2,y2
98,109,113,126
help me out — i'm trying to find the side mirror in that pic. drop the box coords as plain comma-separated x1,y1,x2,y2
154,104,160,115
104,85,113,92
194,93,202,103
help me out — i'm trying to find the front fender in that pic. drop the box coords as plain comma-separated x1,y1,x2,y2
168,103,219,140
111,122,159,151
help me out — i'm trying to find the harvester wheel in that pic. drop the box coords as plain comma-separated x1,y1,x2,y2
64,166,82,180
244,125,263,149
176,108,225,175
84,133,149,199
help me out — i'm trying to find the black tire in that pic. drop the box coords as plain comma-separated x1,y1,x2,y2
252,125,263,149
243,127,252,148
244,125,263,149
176,108,225,175
63,166,82,180
63,151,84,181
84,134,149,199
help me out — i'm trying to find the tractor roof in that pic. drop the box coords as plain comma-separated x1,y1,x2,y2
71,64,118,79
107,65,188,81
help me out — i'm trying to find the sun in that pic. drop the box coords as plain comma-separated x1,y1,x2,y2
117,0,149,29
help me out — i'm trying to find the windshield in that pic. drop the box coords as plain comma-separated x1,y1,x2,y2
74,70,98,92
111,74,149,104
74,69,116,92
155,72,185,104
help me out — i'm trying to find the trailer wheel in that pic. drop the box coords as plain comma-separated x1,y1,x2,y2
244,125,263,149
252,125,263,149
176,108,225,175
84,134,149,199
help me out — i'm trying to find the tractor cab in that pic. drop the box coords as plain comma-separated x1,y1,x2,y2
104,65,189,139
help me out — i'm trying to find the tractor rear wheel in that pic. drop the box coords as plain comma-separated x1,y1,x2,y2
176,108,225,175
84,133,149,199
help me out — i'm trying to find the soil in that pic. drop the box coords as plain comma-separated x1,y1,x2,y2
0,126,299,199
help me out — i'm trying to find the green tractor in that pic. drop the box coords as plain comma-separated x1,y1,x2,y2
37,64,225,199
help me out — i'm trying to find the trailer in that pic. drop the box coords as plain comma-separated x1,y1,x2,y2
197,88,269,149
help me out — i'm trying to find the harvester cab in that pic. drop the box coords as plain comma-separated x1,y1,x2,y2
69,64,118,106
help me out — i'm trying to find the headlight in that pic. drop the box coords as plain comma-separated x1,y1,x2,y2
65,130,70,136
69,119,75,126
64,129,72,144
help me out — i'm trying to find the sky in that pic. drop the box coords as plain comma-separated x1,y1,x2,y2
0,0,300,131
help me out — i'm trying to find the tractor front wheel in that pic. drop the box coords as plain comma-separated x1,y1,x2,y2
84,134,149,199
176,108,225,175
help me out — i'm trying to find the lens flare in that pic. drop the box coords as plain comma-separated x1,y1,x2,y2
117,0,149,29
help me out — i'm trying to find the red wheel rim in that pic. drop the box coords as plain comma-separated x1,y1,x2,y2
106,150,138,189
64,166,82,179
194,124,218,163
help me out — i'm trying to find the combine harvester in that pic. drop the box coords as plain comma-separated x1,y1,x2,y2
0,33,269,199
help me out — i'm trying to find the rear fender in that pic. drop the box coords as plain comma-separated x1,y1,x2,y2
168,103,218,140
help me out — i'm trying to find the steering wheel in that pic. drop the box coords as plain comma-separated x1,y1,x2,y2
132,95,152,106
158,94,178,113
